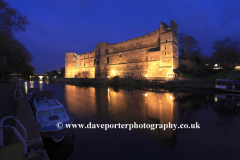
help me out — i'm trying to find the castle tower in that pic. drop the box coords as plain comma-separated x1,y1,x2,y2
65,52,76,78
159,20,178,77
95,42,108,78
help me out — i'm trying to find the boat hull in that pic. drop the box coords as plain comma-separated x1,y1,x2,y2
40,128,67,142
38,118,73,142
218,88,240,93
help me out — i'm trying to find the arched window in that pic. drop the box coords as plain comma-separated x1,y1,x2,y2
107,57,109,63
83,60,85,66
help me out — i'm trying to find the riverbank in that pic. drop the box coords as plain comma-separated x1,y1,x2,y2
0,82,49,160
51,77,216,89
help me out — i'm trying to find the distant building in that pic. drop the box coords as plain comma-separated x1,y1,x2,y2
213,64,223,70
65,20,178,78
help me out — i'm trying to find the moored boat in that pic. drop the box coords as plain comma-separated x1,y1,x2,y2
215,75,240,93
31,90,73,142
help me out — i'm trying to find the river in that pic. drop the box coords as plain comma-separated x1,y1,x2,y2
24,80,240,160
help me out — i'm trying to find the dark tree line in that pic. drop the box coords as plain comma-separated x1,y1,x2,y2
178,33,203,76
211,36,239,70
178,33,202,63
0,0,34,81
46,67,65,78
178,32,240,77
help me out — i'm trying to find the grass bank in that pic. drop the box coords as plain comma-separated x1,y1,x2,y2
202,70,240,81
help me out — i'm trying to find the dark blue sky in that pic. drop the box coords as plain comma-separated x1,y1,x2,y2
6,0,240,73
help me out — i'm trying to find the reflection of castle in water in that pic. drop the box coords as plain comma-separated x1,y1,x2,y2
64,85,179,146
106,89,178,146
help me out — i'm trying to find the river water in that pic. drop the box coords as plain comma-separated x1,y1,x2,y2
24,80,240,160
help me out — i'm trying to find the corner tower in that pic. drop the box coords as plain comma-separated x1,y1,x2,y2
159,20,178,77
65,52,75,78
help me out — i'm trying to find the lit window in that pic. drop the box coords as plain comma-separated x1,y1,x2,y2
215,64,218,67
77,56,79,59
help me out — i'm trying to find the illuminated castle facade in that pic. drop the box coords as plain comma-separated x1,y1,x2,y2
65,20,178,78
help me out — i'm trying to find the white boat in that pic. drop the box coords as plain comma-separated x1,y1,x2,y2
215,75,240,93
31,90,73,142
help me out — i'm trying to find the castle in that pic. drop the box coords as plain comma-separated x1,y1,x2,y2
65,20,178,78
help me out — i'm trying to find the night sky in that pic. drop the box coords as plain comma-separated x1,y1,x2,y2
5,0,240,73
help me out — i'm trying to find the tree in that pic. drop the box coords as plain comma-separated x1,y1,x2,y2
178,33,202,63
46,70,59,78
0,0,29,33
0,31,35,80
0,0,34,81
212,36,240,70
59,67,65,78
180,59,199,74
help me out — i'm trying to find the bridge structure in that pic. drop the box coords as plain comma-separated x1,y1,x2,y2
11,73,49,80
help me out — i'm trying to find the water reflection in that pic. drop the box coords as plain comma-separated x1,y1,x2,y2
147,92,178,145
22,81,240,159
39,80,43,90
65,87,179,146
215,94,240,108
64,85,96,118
30,80,34,88
212,94,240,132
25,81,28,94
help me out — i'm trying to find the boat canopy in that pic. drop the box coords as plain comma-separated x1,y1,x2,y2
32,90,55,98
226,75,240,79
216,75,240,81
28,88,40,92
216,79,234,81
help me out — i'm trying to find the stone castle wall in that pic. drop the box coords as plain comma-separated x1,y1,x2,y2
65,20,178,78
